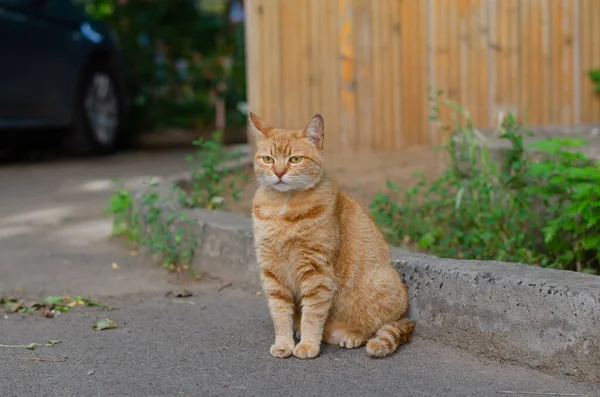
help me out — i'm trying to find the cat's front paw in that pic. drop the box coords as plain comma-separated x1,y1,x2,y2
293,341,320,359
270,339,295,358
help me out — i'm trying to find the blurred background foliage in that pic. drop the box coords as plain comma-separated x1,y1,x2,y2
76,0,247,135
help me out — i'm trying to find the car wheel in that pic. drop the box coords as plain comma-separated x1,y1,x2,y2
64,60,125,155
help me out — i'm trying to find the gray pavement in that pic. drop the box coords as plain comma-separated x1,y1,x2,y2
0,150,599,397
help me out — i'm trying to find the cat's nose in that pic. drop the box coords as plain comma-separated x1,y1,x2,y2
274,170,286,179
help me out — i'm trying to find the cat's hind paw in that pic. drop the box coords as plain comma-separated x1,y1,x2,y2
339,333,367,349
270,339,295,358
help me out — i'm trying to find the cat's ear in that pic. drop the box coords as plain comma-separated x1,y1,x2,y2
248,112,273,140
301,114,324,149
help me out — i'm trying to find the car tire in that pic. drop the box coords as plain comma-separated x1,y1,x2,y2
63,58,126,155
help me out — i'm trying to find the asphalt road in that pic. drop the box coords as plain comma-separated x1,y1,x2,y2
0,150,599,397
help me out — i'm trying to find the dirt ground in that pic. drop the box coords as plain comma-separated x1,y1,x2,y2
223,146,448,217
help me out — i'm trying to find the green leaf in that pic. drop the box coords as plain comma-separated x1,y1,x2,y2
93,317,117,331
42,296,64,305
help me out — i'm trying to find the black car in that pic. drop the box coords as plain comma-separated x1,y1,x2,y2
0,0,129,155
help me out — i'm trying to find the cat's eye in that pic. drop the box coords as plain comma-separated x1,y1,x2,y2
262,156,274,164
289,156,303,164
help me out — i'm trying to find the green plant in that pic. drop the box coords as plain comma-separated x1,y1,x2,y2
184,130,246,210
526,138,600,273
135,182,198,270
76,0,247,132
370,93,598,275
589,69,600,93
105,181,140,242
105,133,245,272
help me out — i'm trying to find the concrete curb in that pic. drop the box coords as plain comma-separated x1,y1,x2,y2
132,170,600,381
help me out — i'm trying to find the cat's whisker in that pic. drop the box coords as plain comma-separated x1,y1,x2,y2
239,178,263,199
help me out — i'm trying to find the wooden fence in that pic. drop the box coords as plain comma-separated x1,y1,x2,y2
244,0,600,153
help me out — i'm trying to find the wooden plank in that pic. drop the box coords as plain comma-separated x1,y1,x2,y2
279,0,295,127
401,0,428,146
338,0,357,151
549,0,560,124
260,0,273,124
370,0,382,150
243,0,263,152
433,0,452,143
588,0,599,121
508,0,520,122
297,0,310,126
353,0,373,151
495,0,520,124
458,0,470,124
492,0,504,125
308,0,322,118
400,0,415,146
529,1,542,124
572,0,581,123
416,0,428,145
380,0,395,150
475,0,489,128
425,0,435,144
467,0,480,127
487,0,496,125
448,0,461,116
518,0,531,124
579,0,593,122
560,0,574,124
541,1,551,125
593,0,600,121
264,0,282,125
324,0,340,152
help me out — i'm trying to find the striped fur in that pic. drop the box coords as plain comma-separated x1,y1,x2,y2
250,113,414,360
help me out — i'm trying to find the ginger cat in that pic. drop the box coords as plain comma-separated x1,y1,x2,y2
250,112,414,359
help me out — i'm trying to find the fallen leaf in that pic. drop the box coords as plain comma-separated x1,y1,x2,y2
0,340,61,350
93,318,117,331
111,263,120,270
39,307,54,318
20,357,67,362
255,292,262,296
174,288,192,298
218,282,233,292
42,296,64,305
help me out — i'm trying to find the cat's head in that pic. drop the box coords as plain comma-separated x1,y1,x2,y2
249,112,325,192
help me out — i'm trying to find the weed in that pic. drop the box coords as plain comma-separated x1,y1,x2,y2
104,181,140,242
184,130,247,210
370,93,599,274
137,182,198,270
105,131,244,272
527,138,600,273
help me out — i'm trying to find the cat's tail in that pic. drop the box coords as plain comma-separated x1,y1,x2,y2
365,318,415,358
